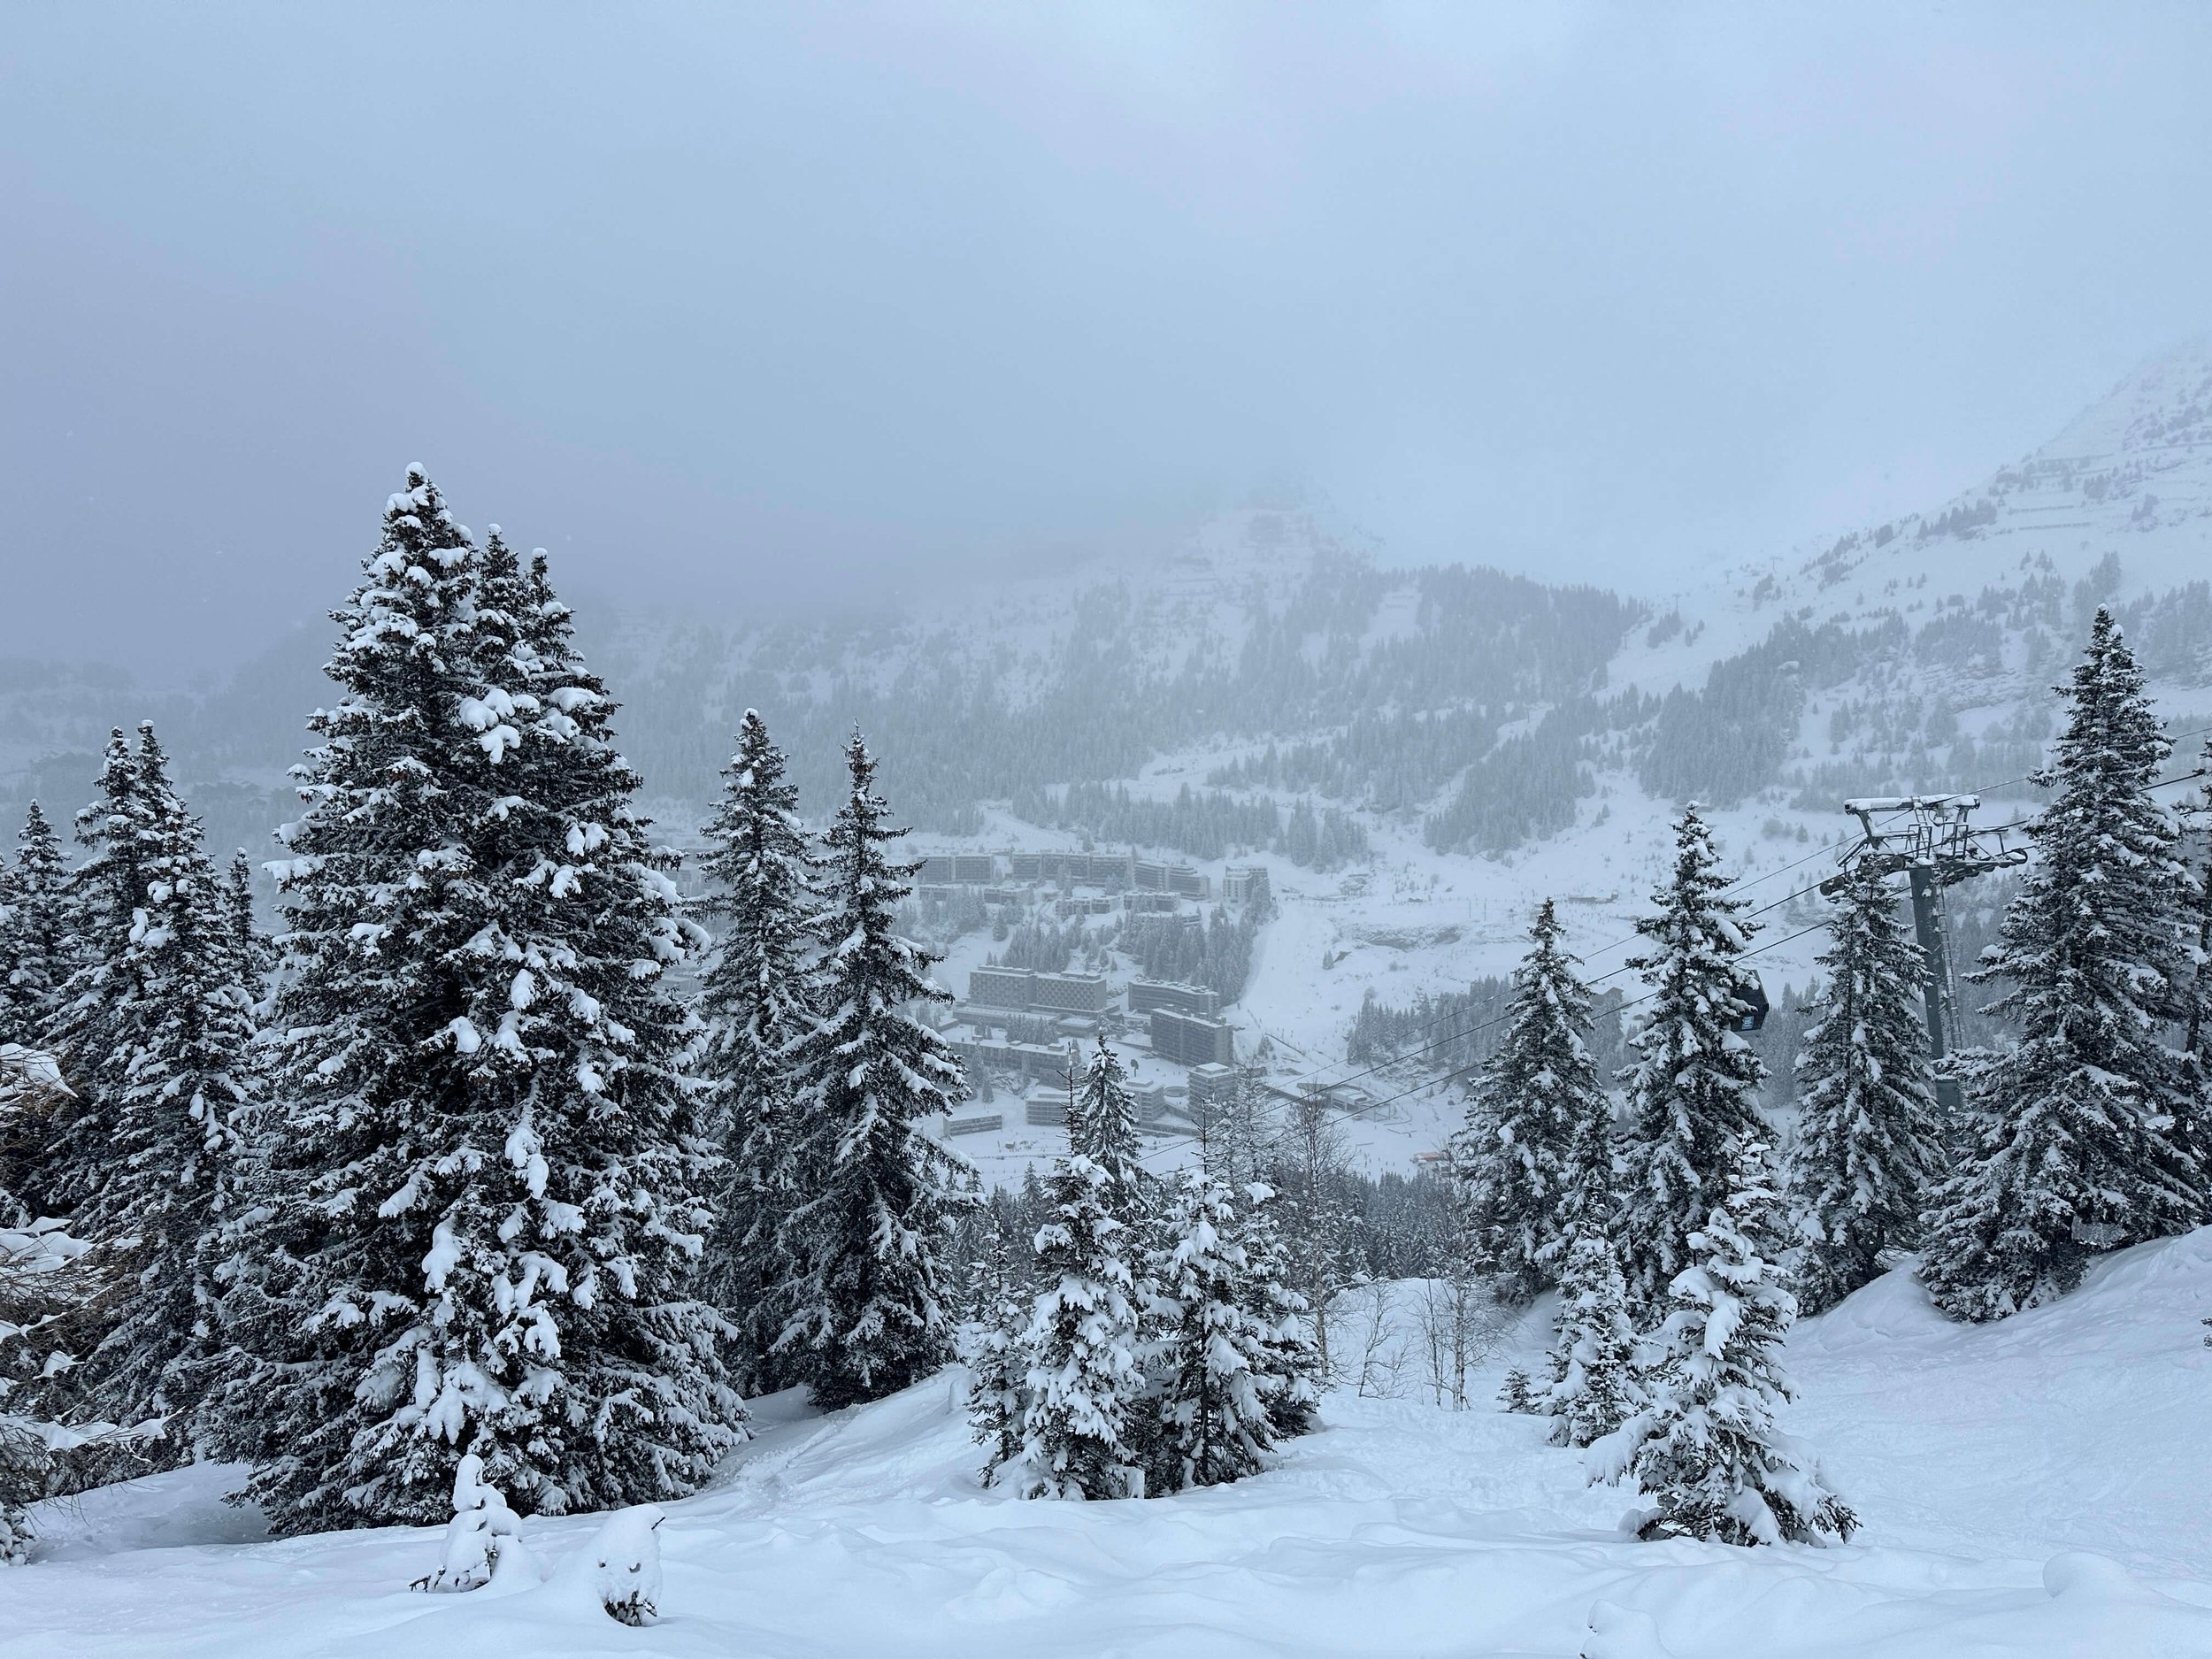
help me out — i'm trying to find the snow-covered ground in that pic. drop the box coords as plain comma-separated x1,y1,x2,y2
9,1230,2208,1657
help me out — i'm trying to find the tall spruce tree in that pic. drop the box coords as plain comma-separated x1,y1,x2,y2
1920,611,2202,1321
1148,1172,1277,1493
1202,1062,1271,1188
0,803,72,1048
695,710,818,1385
1455,898,1612,1302
43,725,257,1439
1786,862,1942,1315
776,731,970,1407
1009,1137,1144,1500
222,851,272,994
1240,1180,1323,1438
44,729,180,1214
1617,806,1767,1308
2178,739,2212,1176
962,1211,1030,1486
1591,1141,1855,1548
209,471,740,1534
1072,1038,1149,1219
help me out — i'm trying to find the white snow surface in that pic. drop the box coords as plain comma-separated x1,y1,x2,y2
6,1230,2209,1656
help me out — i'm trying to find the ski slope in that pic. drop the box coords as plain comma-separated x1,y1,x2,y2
5,1231,2208,1657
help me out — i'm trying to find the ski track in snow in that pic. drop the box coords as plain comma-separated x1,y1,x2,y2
5,1233,2210,1657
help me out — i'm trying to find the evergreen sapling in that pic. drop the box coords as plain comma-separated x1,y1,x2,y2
1590,1142,1855,1547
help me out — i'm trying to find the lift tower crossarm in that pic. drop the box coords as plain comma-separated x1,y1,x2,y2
1824,795,2029,1112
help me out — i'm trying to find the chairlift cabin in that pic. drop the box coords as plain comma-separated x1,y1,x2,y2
1734,975,1770,1033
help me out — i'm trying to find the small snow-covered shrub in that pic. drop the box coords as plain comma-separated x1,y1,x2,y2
588,1506,665,1626
411,1454,533,1593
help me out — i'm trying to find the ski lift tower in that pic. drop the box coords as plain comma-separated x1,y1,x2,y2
1824,795,2028,1112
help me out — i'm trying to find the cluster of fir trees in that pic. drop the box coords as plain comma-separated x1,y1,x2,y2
0,724,265,1458
1458,818,1856,1548
0,469,981,1546
965,1041,1321,1499
1771,611,2212,1322
1919,610,2212,1318
1454,610,2212,1547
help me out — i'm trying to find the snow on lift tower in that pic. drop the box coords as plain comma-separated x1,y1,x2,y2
1823,795,2029,1113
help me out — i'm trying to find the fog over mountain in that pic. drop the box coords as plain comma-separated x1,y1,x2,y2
14,12,2212,1647
6,4,2212,676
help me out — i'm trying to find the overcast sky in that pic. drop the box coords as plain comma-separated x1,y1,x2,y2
4,3,2210,679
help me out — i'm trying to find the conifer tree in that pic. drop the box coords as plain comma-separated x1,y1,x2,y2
1202,1063,1271,1187
1272,1087,1359,1379
1239,1180,1323,1437
0,803,72,1048
962,1212,1030,1486
1786,863,1941,1315
42,724,257,1438
695,709,818,1386
1148,1172,1277,1492
1072,1039,1150,1220
2177,738,2212,1175
222,851,272,993
1591,1142,1855,1547
1455,898,1612,1302
1617,806,1767,1308
210,471,740,1534
1921,611,2202,1322
1010,1143,1143,1500
1536,1233,1640,1448
777,731,970,1407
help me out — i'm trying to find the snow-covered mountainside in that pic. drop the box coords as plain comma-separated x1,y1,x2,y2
589,341,2212,1172
4,342,2209,1174
9,1230,2210,1656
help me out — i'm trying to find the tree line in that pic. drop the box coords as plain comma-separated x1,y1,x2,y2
0,470,982,1552
1451,609,2212,1545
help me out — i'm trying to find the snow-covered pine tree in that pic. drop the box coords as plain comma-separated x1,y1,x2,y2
1239,1180,1323,1437
2177,738,2212,1176
38,732,155,1215
1455,898,1612,1302
1590,1141,1855,1547
0,862,16,1025
0,1045,104,1563
1616,806,1767,1309
962,1210,1030,1486
221,851,271,994
1202,1062,1271,1187
1148,1172,1277,1492
210,472,741,1534
1273,1087,1359,1379
0,803,72,1051
1010,1142,1143,1500
1072,1038,1148,1209
776,731,970,1407
1536,1232,1640,1448
1921,610,2202,1322
1786,860,1941,1315
39,724,257,1441
695,710,818,1387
